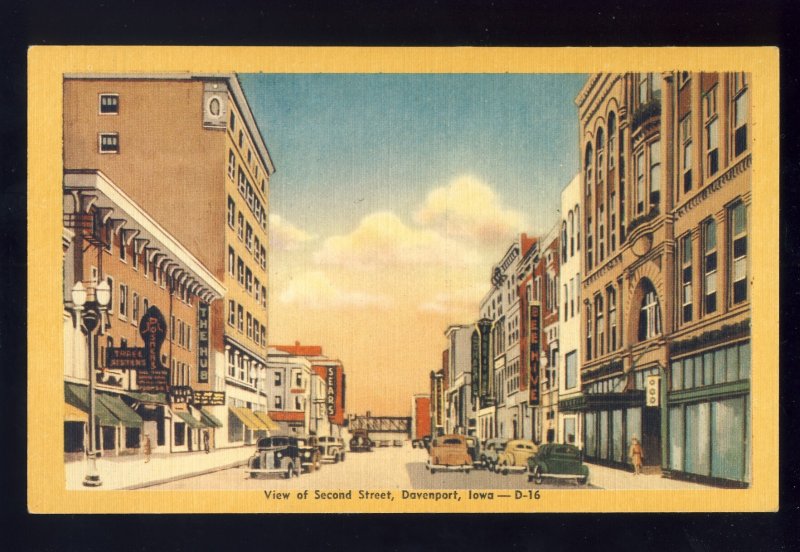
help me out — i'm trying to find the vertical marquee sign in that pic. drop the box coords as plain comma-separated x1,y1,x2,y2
137,305,170,393
197,301,210,384
326,366,337,421
528,303,541,405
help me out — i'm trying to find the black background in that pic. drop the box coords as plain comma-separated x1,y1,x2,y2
2,1,798,550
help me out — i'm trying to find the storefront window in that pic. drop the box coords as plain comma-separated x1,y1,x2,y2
703,352,714,385
671,361,682,391
683,358,694,390
599,410,609,460
668,406,684,471
726,346,739,383
685,403,710,476
174,422,186,446
612,409,623,462
563,417,576,445
711,397,746,481
585,412,596,458
739,342,751,380
714,348,726,383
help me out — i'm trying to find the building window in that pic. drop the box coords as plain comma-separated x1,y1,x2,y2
608,287,617,351
703,219,718,314
584,143,593,197
733,74,749,156
237,257,244,286
575,205,580,251
638,280,662,341
704,86,719,176
598,204,605,262
730,202,748,304
565,351,577,390
246,267,253,294
228,149,236,179
99,94,119,114
238,130,244,148
237,213,244,241
586,304,593,361
246,312,253,339
229,111,236,131
237,305,244,333
563,283,569,320
119,284,128,319
595,295,604,357
681,234,693,323
570,277,575,318
675,118,690,200
649,140,661,207
561,222,567,262
274,396,282,409
228,247,235,276
228,300,235,327
106,277,114,314
253,320,260,345
227,196,236,228
568,211,575,257
260,325,266,345
132,292,139,324
260,246,267,270
170,315,176,341
99,133,119,153
596,127,605,191
608,112,616,169
295,396,302,411
245,223,253,251
586,216,593,270
254,237,261,264
636,151,645,214
295,371,303,388
261,286,267,308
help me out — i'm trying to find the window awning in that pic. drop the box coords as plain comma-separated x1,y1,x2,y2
65,382,126,427
175,410,205,429
126,391,168,404
98,393,144,428
198,408,223,428
64,402,88,423
253,410,280,431
229,406,270,430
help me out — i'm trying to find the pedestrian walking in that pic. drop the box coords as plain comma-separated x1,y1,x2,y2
143,433,152,463
203,430,210,454
629,437,643,475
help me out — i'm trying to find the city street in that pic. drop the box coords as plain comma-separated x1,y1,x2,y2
147,442,598,490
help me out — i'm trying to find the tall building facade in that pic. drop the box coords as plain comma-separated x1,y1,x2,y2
63,73,275,450
535,224,561,445
443,324,476,435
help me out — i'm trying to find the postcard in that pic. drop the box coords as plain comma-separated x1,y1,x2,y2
28,46,779,513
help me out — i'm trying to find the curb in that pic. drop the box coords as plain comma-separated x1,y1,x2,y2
122,459,248,490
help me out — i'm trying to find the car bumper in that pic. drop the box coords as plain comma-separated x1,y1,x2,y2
528,471,585,479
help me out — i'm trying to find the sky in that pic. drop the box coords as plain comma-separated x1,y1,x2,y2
239,73,587,416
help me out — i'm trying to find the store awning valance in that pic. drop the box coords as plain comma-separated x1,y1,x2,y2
126,391,168,404
229,407,269,430
65,382,122,427
175,410,206,429
253,410,280,431
64,401,88,423
198,408,223,428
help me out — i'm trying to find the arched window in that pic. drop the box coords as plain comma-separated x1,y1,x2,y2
584,143,593,197
595,295,605,357
608,112,617,169
585,303,593,361
563,284,569,320
568,210,575,257
596,127,605,190
638,280,662,342
561,221,568,261
575,205,580,251
608,287,617,351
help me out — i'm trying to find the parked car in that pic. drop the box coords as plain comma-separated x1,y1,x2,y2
480,438,508,471
393,439,404,447
317,436,346,463
245,436,303,479
426,434,472,474
495,439,538,474
465,436,482,468
412,435,432,450
349,430,374,452
527,443,590,485
295,436,322,472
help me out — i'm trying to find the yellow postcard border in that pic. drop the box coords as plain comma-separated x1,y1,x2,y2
28,46,779,513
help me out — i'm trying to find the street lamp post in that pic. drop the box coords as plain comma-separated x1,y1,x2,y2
72,280,111,487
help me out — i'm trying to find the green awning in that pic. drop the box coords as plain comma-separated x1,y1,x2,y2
98,393,143,428
198,408,223,428
126,391,168,404
175,410,205,429
65,382,120,427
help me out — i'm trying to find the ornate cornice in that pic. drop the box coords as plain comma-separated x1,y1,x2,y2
674,154,752,219
584,252,623,287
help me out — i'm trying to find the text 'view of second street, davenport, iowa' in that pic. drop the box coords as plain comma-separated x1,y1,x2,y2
61,71,751,491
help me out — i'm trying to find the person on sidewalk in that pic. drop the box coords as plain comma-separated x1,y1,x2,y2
629,437,643,475
203,430,210,454
143,433,152,463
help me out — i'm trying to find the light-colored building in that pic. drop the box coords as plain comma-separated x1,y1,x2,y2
443,324,475,435
535,223,561,444
63,73,275,449
557,174,583,447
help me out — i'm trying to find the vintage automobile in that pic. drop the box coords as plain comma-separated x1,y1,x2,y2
295,436,322,472
480,438,508,471
426,434,472,474
465,436,482,468
317,436,346,463
245,436,304,479
393,439,404,447
412,435,432,450
495,439,538,474
527,443,590,485
349,430,375,452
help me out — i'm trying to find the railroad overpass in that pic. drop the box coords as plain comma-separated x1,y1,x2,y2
347,413,411,443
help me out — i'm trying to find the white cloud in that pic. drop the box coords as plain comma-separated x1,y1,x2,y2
314,211,479,269
414,174,527,246
269,214,317,251
279,271,392,310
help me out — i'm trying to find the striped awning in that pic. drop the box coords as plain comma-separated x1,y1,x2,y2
198,408,223,428
65,402,88,423
253,410,280,431
229,407,270,430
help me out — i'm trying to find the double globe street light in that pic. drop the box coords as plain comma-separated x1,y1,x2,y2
71,279,111,487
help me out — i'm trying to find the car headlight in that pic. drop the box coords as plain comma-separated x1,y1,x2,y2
303,452,310,458
276,452,282,458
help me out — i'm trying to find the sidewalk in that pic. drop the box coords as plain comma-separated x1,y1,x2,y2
65,446,254,490
586,462,711,490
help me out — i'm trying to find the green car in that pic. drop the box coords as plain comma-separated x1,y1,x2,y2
527,444,589,485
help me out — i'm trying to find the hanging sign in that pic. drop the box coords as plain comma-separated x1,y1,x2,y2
529,303,541,406
136,305,169,393
197,301,210,383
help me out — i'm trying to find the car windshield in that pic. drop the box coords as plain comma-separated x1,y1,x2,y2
443,438,462,445
296,439,306,446
260,437,288,447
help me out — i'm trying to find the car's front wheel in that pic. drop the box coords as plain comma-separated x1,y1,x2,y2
284,463,294,479
577,474,589,485
531,465,543,485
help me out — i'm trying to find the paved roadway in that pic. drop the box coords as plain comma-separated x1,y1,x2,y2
147,442,596,490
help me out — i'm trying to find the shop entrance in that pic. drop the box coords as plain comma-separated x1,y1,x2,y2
642,406,661,467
